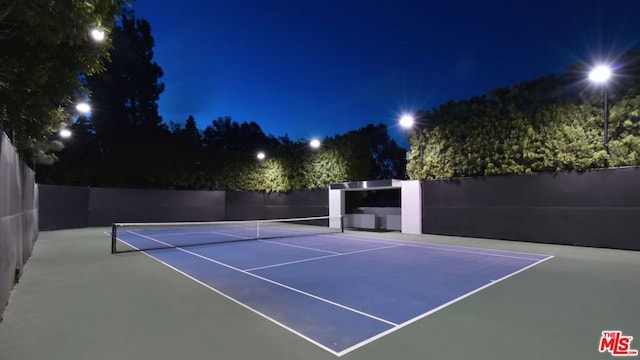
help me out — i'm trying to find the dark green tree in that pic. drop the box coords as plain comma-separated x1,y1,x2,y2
0,0,126,159
44,9,167,187
37,115,101,185
84,10,167,187
405,52,640,180
607,90,640,166
165,115,207,188
347,124,407,180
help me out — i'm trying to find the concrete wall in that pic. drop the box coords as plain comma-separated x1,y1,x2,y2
402,180,422,234
328,189,344,229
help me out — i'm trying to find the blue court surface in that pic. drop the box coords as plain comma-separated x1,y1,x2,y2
114,228,552,357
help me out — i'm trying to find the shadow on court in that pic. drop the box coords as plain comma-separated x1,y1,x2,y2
0,228,638,360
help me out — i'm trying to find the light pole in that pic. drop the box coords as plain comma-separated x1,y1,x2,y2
589,65,612,154
399,113,423,168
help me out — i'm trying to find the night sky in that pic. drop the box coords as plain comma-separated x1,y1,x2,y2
131,0,640,147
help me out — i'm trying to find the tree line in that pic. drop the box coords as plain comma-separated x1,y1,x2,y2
40,113,407,191
33,10,406,191
4,2,640,191
406,52,640,179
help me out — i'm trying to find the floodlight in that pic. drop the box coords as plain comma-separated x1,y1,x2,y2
589,65,612,83
91,28,105,42
59,129,72,138
310,138,321,149
399,114,414,128
588,64,613,155
257,152,266,160
76,102,91,114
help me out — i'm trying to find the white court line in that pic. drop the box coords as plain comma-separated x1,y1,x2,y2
258,239,341,255
109,232,345,356
325,232,551,260
132,225,311,238
128,230,398,328
144,229,247,237
129,226,337,242
244,244,404,272
153,229,253,239
334,254,554,356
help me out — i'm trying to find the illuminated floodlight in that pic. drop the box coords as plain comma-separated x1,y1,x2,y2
59,129,72,138
90,28,106,42
310,138,321,149
399,114,415,128
589,65,612,84
588,64,613,154
256,152,266,160
76,102,91,114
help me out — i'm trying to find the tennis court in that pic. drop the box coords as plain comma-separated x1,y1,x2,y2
0,223,638,360
111,216,552,356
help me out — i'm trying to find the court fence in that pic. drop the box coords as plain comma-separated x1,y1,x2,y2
38,186,329,230
36,167,640,251
422,166,640,251
0,132,39,317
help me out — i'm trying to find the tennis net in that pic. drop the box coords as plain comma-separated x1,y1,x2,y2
111,215,344,253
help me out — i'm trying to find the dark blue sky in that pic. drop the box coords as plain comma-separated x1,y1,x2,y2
132,0,640,147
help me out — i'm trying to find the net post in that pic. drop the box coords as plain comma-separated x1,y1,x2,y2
340,215,344,233
111,223,117,254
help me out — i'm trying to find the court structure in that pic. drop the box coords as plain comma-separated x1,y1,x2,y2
1,220,638,360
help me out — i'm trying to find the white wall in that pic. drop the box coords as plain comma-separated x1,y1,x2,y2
329,181,422,234
328,189,344,229
401,180,422,234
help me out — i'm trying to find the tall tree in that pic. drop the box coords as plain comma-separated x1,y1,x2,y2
172,115,202,158
37,115,101,185
84,10,166,187
358,124,407,180
166,115,204,188
203,117,277,161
